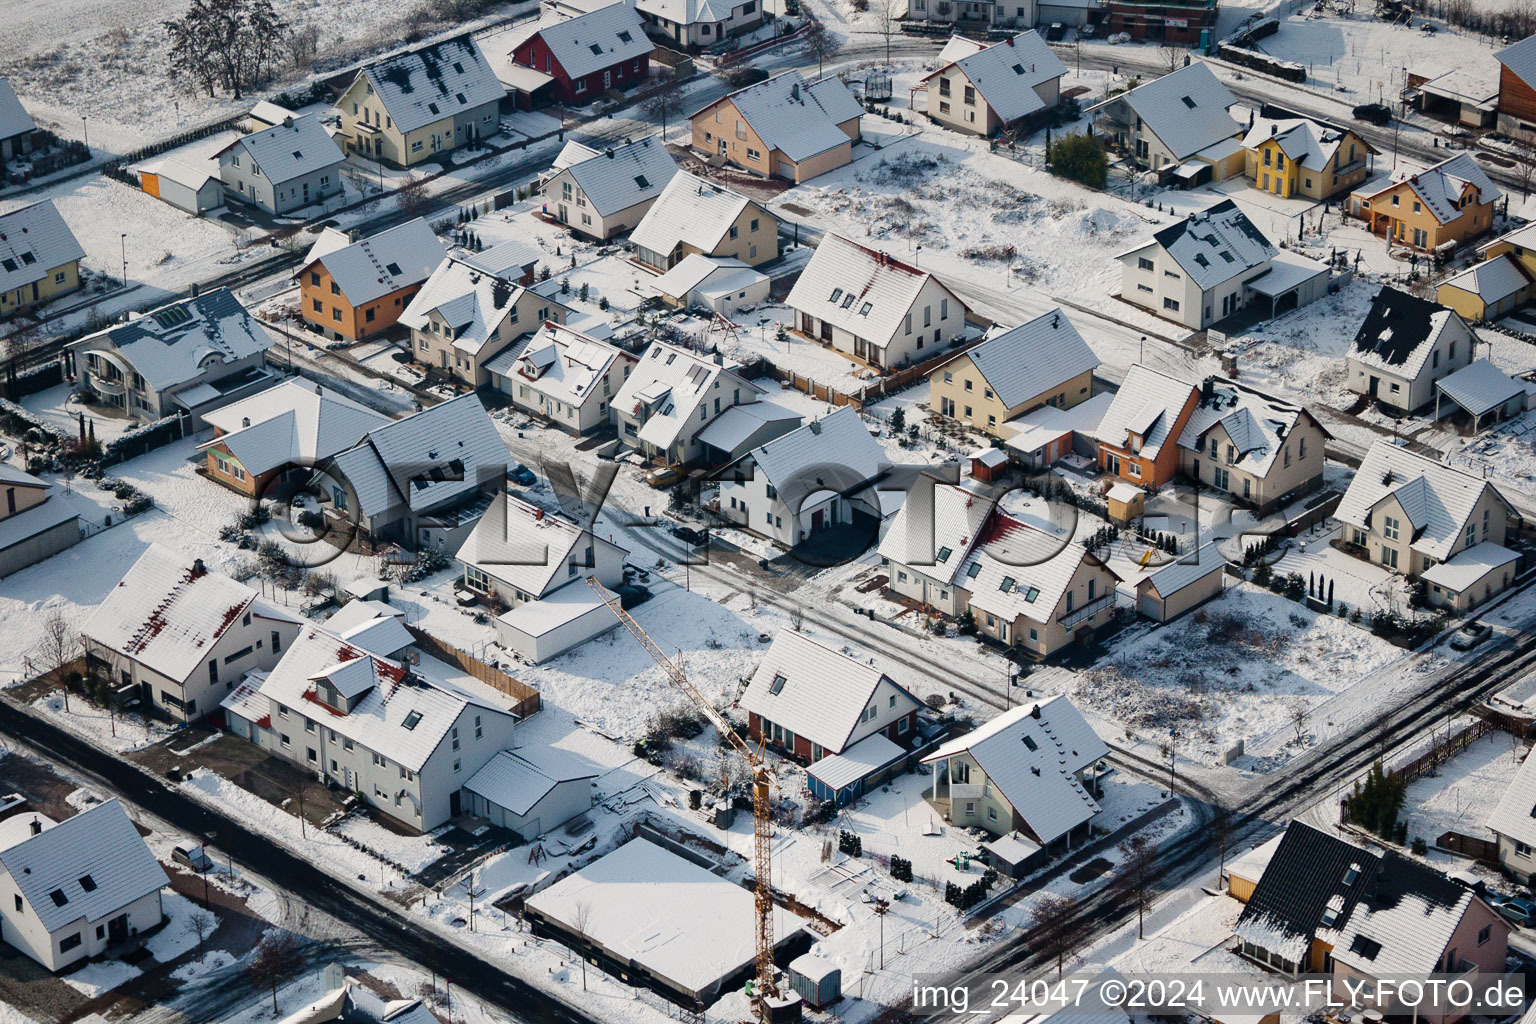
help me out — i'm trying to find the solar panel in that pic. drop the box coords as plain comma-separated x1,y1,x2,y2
152,304,193,329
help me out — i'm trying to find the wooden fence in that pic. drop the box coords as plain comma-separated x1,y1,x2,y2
405,625,541,719
1395,716,1496,785
1437,830,1501,865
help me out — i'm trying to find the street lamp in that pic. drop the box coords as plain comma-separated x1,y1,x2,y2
120,234,128,289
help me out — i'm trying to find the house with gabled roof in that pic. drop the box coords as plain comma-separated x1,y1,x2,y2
922,696,1107,844
465,746,599,838
486,321,636,434
0,79,37,173
0,200,85,318
786,233,969,370
1487,743,1536,883
0,463,80,579
337,36,505,168
223,622,520,830
928,308,1099,436
1437,228,1536,323
1085,62,1243,180
629,170,778,272
69,288,277,425
920,31,1065,137
457,493,627,609
651,255,770,315
610,340,764,464
1346,286,1475,414
81,544,303,723
1242,114,1374,201
1351,152,1500,253
1494,34,1536,139
0,800,167,971
1177,377,1331,515
1134,541,1226,622
1092,363,1201,488
634,0,764,47
215,113,343,216
690,71,863,183
401,245,569,388
195,380,391,498
297,219,445,342
740,628,923,769
540,135,676,240
511,3,654,107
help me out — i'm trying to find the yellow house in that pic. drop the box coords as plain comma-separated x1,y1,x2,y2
1437,221,1536,321
1352,152,1500,252
1241,116,1374,200
927,308,1098,435
0,199,85,317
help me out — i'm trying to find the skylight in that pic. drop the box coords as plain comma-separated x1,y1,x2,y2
1024,587,1040,602
619,30,633,42
386,262,403,276
1343,864,1360,885
830,287,843,303
403,711,422,730
635,174,650,188
1012,63,1025,75
1000,575,1015,592
1022,735,1038,751
590,43,605,55
859,302,872,315
0,259,14,273
937,546,952,562
453,61,464,73
49,889,67,907
840,293,855,308
1321,906,1339,927
152,304,193,329
966,562,981,579
292,151,303,160
17,252,32,265
78,875,97,892
456,92,467,104
1219,250,1235,262
769,673,787,695
1180,95,1197,109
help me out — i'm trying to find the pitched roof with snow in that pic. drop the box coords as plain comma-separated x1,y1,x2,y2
613,340,761,450
0,79,36,141
700,71,862,162
400,247,552,355
302,218,445,307
638,0,754,26
1490,745,1536,849
324,599,415,657
921,696,1107,844
1441,253,1530,306
1126,200,1276,289
198,380,390,478
742,406,888,507
1140,541,1226,597
1335,440,1514,561
878,478,995,584
1241,116,1365,169
220,113,341,185
694,399,801,454
944,309,1098,409
556,134,676,217
73,288,274,393
0,800,167,934
458,494,628,597
465,746,599,816
650,254,765,301
1349,286,1471,378
629,171,757,259
922,31,1066,123
1328,852,1481,977
1362,152,1500,224
1234,820,1381,967
531,3,654,81
359,36,504,134
958,512,1121,626
0,200,84,296
1088,62,1240,160
488,321,630,409
1497,33,1536,91
1435,357,1527,418
1092,363,1199,458
739,629,920,753
1176,376,1326,479
1420,540,1520,592
786,233,960,349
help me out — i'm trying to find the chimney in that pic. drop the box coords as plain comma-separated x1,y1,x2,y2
605,148,614,159
809,420,822,435
791,82,800,101
1201,377,1213,399
283,115,293,128
192,557,206,575
242,416,251,427
1030,703,1042,719
315,383,323,396
1006,35,1015,45
29,817,42,836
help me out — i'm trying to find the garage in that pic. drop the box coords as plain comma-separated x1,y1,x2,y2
136,157,223,216
495,584,624,664
1134,541,1226,622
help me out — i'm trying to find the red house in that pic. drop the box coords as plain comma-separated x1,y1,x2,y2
511,4,655,108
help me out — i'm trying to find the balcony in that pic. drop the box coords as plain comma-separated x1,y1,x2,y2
1058,594,1115,628
948,782,987,801
88,369,126,396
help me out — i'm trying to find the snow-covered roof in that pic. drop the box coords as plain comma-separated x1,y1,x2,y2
938,35,987,63
742,406,888,508
922,696,1107,844
247,100,297,126
83,544,295,685
1435,358,1527,418
739,629,919,753
921,31,1065,123
496,581,610,636
1234,821,1380,967
1328,854,1479,977
1002,391,1113,454
465,746,598,815
302,219,445,308
786,233,959,349
530,3,654,81
0,800,166,934
401,248,550,357
0,492,75,551
1441,253,1530,305
959,512,1121,627
694,399,801,454
613,340,760,451
1335,440,1514,562
1087,61,1239,160
486,322,629,411
1105,482,1141,503
1226,833,1283,884
1177,377,1323,480
629,171,757,260
219,113,341,185
328,393,507,519
555,134,676,218
638,0,753,26
1139,541,1225,598
1125,200,1275,290
806,732,907,792
1349,286,1472,380
0,200,84,296
1361,152,1500,225
1092,363,1199,459
1241,116,1364,170
651,254,761,300
1497,33,1536,91
1490,745,1536,848
0,462,45,489
1245,249,1329,299
1419,540,1520,592
138,155,220,193
459,494,628,598
0,79,35,141
700,71,862,163
358,36,505,134
878,477,995,585
325,599,415,657
943,308,1098,410
198,380,390,478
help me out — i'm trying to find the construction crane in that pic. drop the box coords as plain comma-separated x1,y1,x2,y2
585,577,780,1014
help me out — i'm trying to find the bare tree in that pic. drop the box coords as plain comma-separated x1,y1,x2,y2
36,611,77,713
164,0,288,99
188,907,217,953
395,174,434,220
802,21,840,82
641,68,683,139
1113,835,1158,940
1515,144,1536,199
875,0,899,65
1025,892,1079,979
285,23,320,72
1288,698,1309,745
1157,44,1185,75
571,900,592,990
245,932,304,1014
790,606,805,631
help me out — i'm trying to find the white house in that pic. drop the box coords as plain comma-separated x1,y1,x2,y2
785,233,969,370
484,321,637,434
82,544,302,723
717,405,895,547
223,623,521,830
215,113,344,216
1085,62,1244,180
457,493,628,609
1488,746,1536,884
629,170,778,272
650,255,770,315
540,135,677,240
465,746,599,838
693,400,803,465
632,0,765,47
0,801,167,972
919,31,1065,136
1347,286,1476,414
610,340,764,464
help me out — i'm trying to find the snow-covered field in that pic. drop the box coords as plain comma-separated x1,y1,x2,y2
1403,731,1525,848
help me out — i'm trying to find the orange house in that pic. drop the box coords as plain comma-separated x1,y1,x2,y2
1352,152,1500,253
296,219,445,342
1091,364,1199,488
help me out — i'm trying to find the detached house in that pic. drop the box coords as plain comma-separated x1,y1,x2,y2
486,321,636,434
1092,363,1200,488
629,170,778,272
1336,441,1519,612
922,696,1107,849
297,219,446,342
1347,286,1475,414
634,0,765,48
82,544,302,723
1177,377,1330,515
215,113,342,216
338,37,504,167
786,233,969,370
928,308,1099,435
541,135,677,240
69,288,276,425
920,31,1065,137
1487,744,1536,883
1242,115,1374,201
511,4,654,107
0,79,37,174
0,464,81,579
1351,152,1500,253
1086,63,1243,181
0,200,85,317
1437,221,1536,323
1495,34,1536,140
611,340,764,465
690,71,863,183
0,801,167,972
401,244,569,387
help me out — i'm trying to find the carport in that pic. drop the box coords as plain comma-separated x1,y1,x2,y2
1434,357,1530,432
1243,250,1330,317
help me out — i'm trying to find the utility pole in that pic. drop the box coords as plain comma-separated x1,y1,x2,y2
873,898,889,969
1168,727,1178,787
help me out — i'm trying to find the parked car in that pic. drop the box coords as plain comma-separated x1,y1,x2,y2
670,524,708,546
1354,103,1393,126
644,465,687,489
1494,895,1536,925
1450,622,1491,650
1045,22,1066,40
507,464,537,487
172,842,213,872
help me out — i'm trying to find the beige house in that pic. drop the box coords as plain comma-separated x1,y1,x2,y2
337,36,504,168
611,340,764,464
0,464,80,579
540,135,677,241
486,321,636,434
928,308,1097,435
1177,378,1330,516
920,31,1064,137
1085,62,1243,179
0,200,85,318
1134,542,1225,622
1349,286,1476,414
689,71,862,182
629,171,778,272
